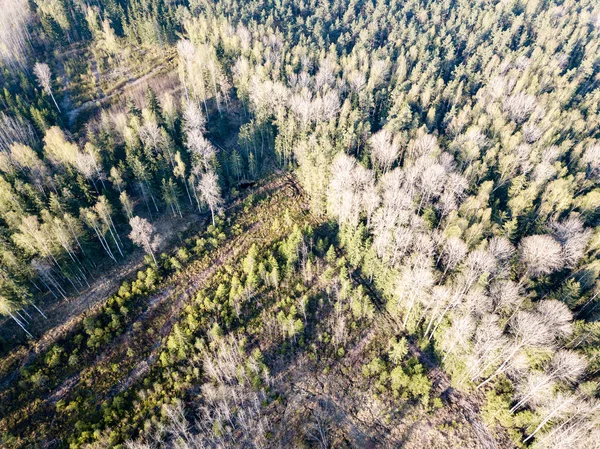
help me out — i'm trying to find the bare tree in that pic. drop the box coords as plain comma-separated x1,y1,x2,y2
198,170,222,226
139,119,172,166
109,166,125,193
119,191,135,220
315,56,337,91
95,196,124,258
582,144,600,180
0,0,31,71
370,169,414,259
440,313,475,362
0,114,37,152
512,371,556,413
183,101,215,175
176,39,197,103
489,280,522,315
31,259,68,300
535,300,573,340
347,70,366,92
503,92,537,123
488,236,515,278
174,152,193,207
128,216,160,265
361,181,380,229
327,154,373,227
183,101,206,133
472,311,545,387
407,133,438,161
313,89,340,123
475,301,573,389
370,129,401,173
523,392,580,443
33,62,61,113
305,401,333,449
75,143,105,193
510,350,586,413
520,235,564,278
327,153,356,225
395,254,435,327
81,208,117,262
438,236,467,279
437,172,468,219
6,142,51,193
531,397,600,448
187,132,216,171
550,217,592,269
416,162,447,211
427,249,496,340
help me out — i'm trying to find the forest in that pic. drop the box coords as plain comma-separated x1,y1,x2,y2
0,0,599,447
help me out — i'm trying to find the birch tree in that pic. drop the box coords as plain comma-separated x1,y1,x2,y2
198,170,222,226
520,235,564,278
34,62,61,113
0,0,31,70
510,350,587,413
370,129,401,173
128,216,160,265
394,254,435,327
119,191,134,220
81,207,117,262
94,196,124,258
0,295,32,337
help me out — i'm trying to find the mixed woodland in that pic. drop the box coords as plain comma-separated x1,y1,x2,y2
0,0,600,447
